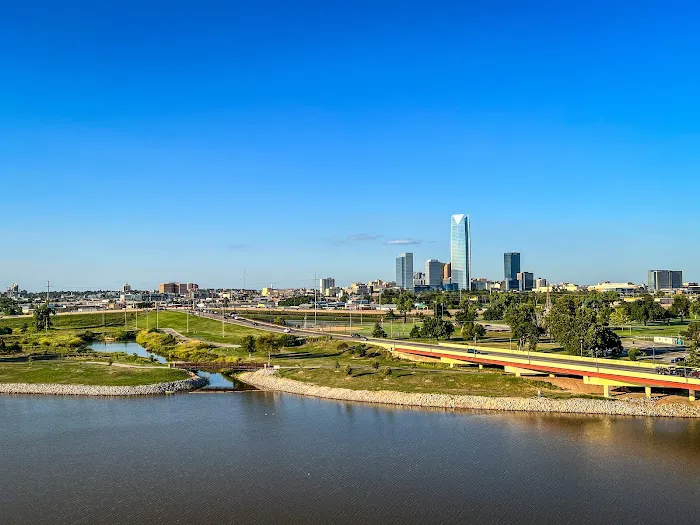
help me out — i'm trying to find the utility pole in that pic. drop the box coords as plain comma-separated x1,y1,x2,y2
156,301,159,329
45,281,50,333
314,274,317,328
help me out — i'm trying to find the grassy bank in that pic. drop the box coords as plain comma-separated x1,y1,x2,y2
277,367,577,398
0,361,188,386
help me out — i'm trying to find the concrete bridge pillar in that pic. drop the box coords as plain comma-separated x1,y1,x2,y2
603,384,610,398
645,386,652,399
690,390,697,402
478,364,484,370
549,374,555,378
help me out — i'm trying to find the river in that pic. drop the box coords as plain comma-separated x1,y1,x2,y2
1,392,700,524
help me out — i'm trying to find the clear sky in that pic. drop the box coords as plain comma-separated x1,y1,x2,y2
2,1,700,291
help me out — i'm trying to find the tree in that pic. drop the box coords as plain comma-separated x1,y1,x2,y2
629,295,668,326
627,347,641,361
273,316,286,326
385,309,398,321
461,322,486,342
396,292,415,322
257,334,281,364
0,297,21,316
372,322,387,338
20,322,28,333
504,303,541,352
546,296,622,357
671,295,690,321
609,304,631,327
33,304,55,331
454,301,477,326
691,300,700,320
420,317,454,341
241,335,256,357
409,325,421,339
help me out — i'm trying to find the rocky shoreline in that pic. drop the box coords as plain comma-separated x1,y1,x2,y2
239,369,700,418
0,374,207,397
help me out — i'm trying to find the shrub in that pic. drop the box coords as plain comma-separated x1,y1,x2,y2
0,327,12,335
344,364,352,376
382,366,392,377
337,342,349,352
371,360,380,370
628,347,641,361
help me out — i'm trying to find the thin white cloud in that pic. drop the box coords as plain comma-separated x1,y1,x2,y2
387,239,424,245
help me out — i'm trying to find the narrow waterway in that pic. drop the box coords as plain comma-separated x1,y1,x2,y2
1,392,700,524
89,341,243,390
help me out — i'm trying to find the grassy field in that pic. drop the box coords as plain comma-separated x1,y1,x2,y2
278,367,577,398
0,360,188,386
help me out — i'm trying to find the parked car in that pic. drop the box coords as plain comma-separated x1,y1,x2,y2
351,333,361,338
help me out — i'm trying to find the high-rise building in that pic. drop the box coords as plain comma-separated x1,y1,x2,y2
319,277,336,295
504,252,521,281
535,278,548,289
425,259,442,287
648,270,683,291
442,262,451,281
450,214,470,291
517,272,534,292
159,282,178,294
396,252,414,290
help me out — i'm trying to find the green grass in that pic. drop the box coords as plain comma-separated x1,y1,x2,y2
0,360,189,386
278,367,571,398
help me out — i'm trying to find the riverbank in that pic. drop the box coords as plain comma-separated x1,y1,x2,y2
0,372,207,396
239,369,700,418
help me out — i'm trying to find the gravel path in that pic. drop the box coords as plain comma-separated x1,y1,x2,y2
239,369,700,418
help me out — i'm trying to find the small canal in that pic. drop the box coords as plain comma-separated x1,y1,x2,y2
88,341,254,391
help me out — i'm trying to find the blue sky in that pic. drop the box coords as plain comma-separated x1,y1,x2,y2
2,1,700,291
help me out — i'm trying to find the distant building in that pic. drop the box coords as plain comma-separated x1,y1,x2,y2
350,282,369,296
413,272,426,287
396,252,414,291
504,252,521,281
159,282,198,295
535,278,547,289
588,282,644,295
517,272,534,292
471,278,489,291
319,277,336,295
122,283,132,294
648,270,683,291
425,259,442,287
450,214,470,291
159,282,178,294
442,262,451,281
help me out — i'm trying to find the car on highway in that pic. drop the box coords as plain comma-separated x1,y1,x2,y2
359,336,368,341
351,333,361,338
283,328,291,333
233,316,240,320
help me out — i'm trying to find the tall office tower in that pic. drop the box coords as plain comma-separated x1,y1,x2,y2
395,252,414,290
319,277,336,295
517,271,534,292
442,262,451,281
648,270,683,291
450,214,471,291
425,259,442,287
504,252,521,281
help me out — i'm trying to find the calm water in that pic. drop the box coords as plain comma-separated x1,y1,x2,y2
2,393,700,524
90,341,167,364
89,341,239,389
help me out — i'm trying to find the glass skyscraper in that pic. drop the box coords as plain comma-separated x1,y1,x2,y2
396,252,414,290
450,214,470,291
504,252,521,281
